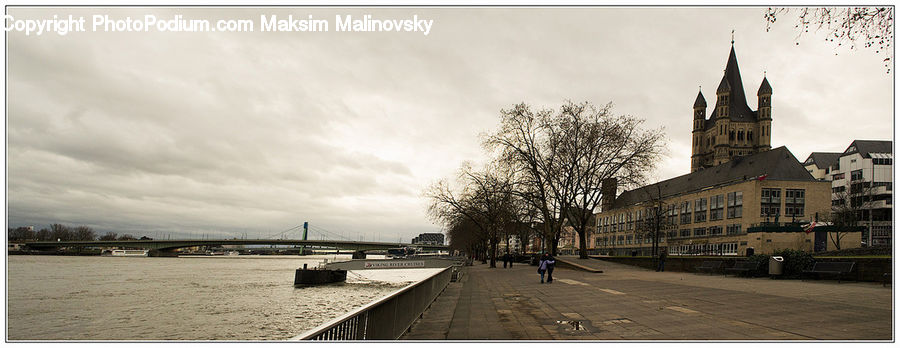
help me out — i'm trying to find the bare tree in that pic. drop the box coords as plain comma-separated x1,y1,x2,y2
73,226,97,241
8,227,35,241
485,103,567,256
35,228,51,241
99,232,119,241
556,102,665,259
117,234,137,241
486,101,664,258
427,163,517,267
827,178,878,249
765,7,893,72
445,214,483,259
49,224,72,241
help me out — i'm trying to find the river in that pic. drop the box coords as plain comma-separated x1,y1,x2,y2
6,255,439,340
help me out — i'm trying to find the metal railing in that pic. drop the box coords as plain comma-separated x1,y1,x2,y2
291,266,453,341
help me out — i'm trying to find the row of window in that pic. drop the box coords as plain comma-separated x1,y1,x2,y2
668,224,743,239
668,242,739,256
597,188,807,233
761,188,805,217
594,233,667,247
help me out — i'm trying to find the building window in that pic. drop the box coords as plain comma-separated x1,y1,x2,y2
694,198,707,222
874,158,892,165
626,235,633,245
680,201,692,224
679,229,690,237
851,169,863,181
761,188,781,217
709,226,723,236
832,186,846,193
667,204,678,225
710,194,724,220
726,224,743,235
722,242,738,256
785,189,805,217
626,212,634,231
617,235,624,245
693,227,707,236
727,191,743,218
832,173,845,180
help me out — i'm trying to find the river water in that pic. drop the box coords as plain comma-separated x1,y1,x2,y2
7,255,439,341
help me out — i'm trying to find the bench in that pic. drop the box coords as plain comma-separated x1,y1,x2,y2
695,261,724,274
801,262,856,283
724,261,759,277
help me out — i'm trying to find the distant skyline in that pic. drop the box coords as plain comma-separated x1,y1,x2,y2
6,7,894,242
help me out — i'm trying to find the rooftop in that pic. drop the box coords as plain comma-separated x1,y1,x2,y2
611,146,814,209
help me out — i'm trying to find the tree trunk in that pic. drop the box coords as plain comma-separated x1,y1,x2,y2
577,228,588,259
489,238,498,268
551,233,560,256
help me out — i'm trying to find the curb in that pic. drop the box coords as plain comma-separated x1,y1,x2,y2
555,258,604,273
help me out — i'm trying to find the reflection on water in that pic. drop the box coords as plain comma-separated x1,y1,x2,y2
7,255,434,340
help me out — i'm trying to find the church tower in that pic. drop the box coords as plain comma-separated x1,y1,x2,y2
757,77,773,152
690,42,773,172
691,90,706,171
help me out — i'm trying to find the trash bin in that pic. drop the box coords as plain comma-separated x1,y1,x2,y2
769,256,784,277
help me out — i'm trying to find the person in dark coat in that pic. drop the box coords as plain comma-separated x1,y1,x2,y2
657,249,667,272
503,252,509,268
545,253,556,283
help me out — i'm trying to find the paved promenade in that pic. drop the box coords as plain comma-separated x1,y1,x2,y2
403,257,893,341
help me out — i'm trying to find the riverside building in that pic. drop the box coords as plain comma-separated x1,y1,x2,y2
826,140,893,247
592,44,858,257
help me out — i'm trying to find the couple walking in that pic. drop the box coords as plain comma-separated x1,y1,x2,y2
537,253,555,283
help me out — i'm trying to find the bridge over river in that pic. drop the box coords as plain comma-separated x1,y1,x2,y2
22,239,447,257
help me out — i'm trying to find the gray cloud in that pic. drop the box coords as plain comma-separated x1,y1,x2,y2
7,7,893,241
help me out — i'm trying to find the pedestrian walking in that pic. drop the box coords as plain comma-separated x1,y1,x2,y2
537,253,548,283
657,249,667,272
503,252,509,268
545,253,556,283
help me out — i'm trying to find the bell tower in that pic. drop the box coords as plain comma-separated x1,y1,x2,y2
757,76,773,152
691,90,706,172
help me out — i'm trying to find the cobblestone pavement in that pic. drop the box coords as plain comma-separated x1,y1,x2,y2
403,257,893,341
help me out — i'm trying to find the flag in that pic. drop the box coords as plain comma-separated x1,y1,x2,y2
756,174,769,181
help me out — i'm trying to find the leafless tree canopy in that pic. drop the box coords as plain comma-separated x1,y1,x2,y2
765,7,894,72
429,101,665,260
426,162,522,267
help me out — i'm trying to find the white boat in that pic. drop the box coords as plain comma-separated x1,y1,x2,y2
102,249,149,257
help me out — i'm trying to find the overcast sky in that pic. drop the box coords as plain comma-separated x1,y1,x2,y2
6,7,894,242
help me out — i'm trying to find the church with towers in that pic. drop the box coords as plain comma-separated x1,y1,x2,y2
588,41,848,257
691,43,773,172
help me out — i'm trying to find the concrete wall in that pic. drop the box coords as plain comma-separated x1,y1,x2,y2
594,255,891,282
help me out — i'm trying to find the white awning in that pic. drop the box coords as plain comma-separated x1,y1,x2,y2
870,153,893,159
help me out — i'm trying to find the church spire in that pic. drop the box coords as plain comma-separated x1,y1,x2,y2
694,89,707,108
